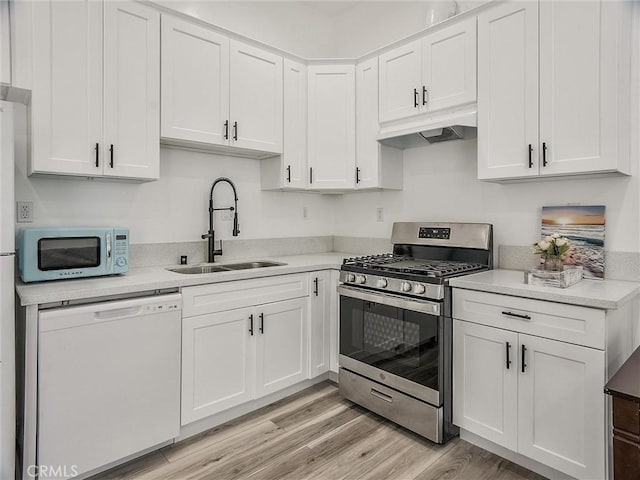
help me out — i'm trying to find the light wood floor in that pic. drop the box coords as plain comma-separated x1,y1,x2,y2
90,382,546,480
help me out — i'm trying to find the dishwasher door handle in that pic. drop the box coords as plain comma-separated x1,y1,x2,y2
94,306,144,321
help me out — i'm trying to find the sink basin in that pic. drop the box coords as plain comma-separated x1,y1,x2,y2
224,261,287,270
167,265,231,274
167,261,286,274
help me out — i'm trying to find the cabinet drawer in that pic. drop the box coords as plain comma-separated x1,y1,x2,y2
613,396,640,436
182,273,309,317
453,289,605,349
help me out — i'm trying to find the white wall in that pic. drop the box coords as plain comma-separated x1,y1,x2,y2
334,137,640,253
13,106,335,245
152,1,337,58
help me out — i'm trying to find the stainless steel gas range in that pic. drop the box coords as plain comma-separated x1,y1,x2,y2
338,222,493,443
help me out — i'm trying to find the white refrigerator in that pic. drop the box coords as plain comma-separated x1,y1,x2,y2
0,101,16,479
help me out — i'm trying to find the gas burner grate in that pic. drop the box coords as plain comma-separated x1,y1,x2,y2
342,253,406,267
398,261,487,278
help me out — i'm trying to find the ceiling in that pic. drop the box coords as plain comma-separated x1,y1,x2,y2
302,1,362,17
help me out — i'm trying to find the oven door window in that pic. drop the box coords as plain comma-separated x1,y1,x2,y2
38,237,101,270
340,296,440,393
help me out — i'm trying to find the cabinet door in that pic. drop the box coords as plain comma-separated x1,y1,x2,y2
477,2,539,180
30,0,103,176
309,271,331,377
0,0,9,86
518,334,605,479
307,64,356,190
421,17,476,113
181,307,255,425
453,320,518,449
160,16,229,146
355,58,380,189
538,1,623,176
255,298,308,398
103,1,159,180
283,59,307,188
378,39,422,123
230,40,282,153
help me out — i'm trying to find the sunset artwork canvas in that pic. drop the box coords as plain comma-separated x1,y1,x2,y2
541,206,606,279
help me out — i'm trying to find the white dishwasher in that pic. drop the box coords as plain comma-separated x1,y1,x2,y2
37,293,182,479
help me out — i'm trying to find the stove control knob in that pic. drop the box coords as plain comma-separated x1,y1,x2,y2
356,275,366,285
377,278,388,288
413,283,426,294
401,282,412,292
346,273,356,283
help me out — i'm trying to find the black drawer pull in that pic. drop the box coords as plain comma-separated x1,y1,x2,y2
313,277,319,296
542,142,548,167
259,312,264,334
109,144,114,168
501,311,531,320
528,144,533,168
249,314,254,336
224,120,229,140
233,121,238,141
413,88,419,108
521,344,527,373
95,143,99,167
506,341,512,369
286,165,291,183
422,85,427,106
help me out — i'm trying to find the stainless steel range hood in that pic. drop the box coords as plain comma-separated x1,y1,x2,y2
377,106,476,149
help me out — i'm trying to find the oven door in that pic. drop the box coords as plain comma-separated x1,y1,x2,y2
338,285,443,407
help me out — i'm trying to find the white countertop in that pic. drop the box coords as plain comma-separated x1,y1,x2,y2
449,269,640,310
16,252,355,306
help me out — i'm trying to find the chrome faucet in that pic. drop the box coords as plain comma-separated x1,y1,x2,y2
201,177,240,263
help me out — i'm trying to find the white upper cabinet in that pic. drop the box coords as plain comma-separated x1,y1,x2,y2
477,2,539,180
0,1,10,86
307,64,356,190
29,0,159,181
261,58,307,190
355,58,402,190
421,17,477,114
103,1,160,180
161,16,229,147
478,0,631,181
161,18,283,157
378,19,477,125
230,40,282,153
378,40,422,123
30,0,103,177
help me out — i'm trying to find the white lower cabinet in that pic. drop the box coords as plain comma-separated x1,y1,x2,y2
181,274,319,425
453,290,610,479
309,271,332,377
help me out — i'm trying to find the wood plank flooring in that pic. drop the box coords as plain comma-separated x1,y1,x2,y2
90,382,546,480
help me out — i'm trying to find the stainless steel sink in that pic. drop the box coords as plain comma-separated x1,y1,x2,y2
224,261,287,270
167,261,286,274
166,265,231,274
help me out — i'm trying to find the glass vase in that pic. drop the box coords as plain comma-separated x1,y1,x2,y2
543,255,564,272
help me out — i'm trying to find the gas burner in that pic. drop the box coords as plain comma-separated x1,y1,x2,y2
342,253,405,266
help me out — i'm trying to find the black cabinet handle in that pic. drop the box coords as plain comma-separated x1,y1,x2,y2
259,313,264,334
542,142,548,167
413,88,419,108
501,311,531,320
313,277,319,296
224,120,229,140
356,167,360,184
309,167,313,184
521,345,527,373
233,121,238,141
506,342,512,369
95,143,99,168
109,144,114,168
249,314,254,336
286,165,291,183
528,144,533,168
422,86,428,106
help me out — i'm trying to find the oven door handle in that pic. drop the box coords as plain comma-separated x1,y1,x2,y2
337,285,441,316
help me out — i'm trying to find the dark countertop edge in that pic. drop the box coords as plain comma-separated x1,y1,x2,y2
605,346,640,401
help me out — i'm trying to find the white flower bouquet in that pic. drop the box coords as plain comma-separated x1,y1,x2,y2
531,233,571,258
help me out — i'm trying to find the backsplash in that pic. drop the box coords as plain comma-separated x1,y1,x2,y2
129,236,334,267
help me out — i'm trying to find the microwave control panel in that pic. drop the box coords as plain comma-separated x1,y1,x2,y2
113,228,129,271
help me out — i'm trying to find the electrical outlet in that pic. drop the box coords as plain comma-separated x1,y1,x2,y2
17,201,33,223
221,207,234,222
376,208,384,222
303,206,308,219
